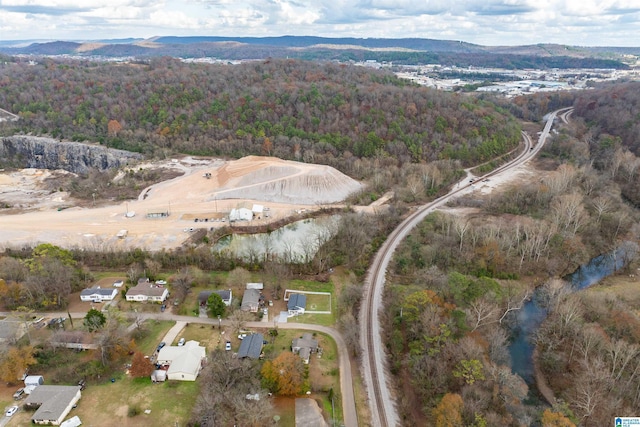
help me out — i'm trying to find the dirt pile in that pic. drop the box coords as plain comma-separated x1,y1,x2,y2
212,156,362,205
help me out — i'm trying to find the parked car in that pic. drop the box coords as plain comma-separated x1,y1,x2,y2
5,406,18,417
157,342,166,352
225,341,231,351
78,379,86,390
238,333,247,340
160,304,166,312
178,338,185,346
12,388,24,400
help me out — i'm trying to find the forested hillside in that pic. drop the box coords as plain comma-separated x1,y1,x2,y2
572,82,640,206
0,58,520,172
383,83,640,426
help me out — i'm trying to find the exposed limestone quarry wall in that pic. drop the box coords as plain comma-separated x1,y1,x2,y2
0,136,141,174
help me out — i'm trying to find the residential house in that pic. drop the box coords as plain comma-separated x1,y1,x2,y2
292,333,319,364
50,331,97,351
125,282,168,303
237,333,264,359
24,385,81,426
241,289,261,312
197,289,233,307
80,287,118,302
156,340,206,381
287,294,307,316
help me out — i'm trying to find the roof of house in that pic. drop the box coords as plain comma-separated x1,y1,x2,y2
246,282,264,290
80,287,116,297
126,282,167,297
287,294,307,311
237,333,264,359
198,289,232,304
293,333,318,351
24,385,80,423
299,347,311,362
157,340,206,365
167,349,203,377
241,289,261,309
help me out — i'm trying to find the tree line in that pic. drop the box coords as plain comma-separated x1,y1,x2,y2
0,57,521,170
383,84,640,425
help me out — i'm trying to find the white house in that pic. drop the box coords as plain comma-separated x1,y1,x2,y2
24,385,81,426
156,340,206,381
287,294,307,316
125,282,168,303
80,287,118,302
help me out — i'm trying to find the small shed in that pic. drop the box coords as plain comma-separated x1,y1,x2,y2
151,370,167,383
60,416,82,427
246,282,264,290
25,375,44,387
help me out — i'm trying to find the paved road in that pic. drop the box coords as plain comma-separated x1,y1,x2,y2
2,311,358,427
359,108,571,427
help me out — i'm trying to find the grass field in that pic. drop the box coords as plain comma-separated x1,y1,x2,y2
74,376,200,427
135,320,175,355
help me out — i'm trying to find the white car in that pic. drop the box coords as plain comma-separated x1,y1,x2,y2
5,406,18,417
178,338,185,346
225,341,231,351
238,333,247,340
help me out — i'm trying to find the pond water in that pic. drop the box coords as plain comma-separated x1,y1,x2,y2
213,215,340,263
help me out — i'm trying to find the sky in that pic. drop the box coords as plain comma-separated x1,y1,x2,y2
1,0,639,47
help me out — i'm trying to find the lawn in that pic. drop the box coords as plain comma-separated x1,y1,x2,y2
263,329,342,425
174,322,226,352
73,376,199,427
135,320,175,355
284,279,337,326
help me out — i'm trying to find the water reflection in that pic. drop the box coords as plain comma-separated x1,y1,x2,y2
213,215,340,263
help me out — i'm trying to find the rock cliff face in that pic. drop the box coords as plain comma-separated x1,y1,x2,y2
0,136,142,174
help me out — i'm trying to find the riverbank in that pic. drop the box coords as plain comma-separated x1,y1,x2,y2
532,347,556,405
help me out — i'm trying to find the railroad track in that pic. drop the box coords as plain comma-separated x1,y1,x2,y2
360,108,572,427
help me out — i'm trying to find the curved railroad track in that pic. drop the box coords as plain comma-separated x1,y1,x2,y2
360,108,572,427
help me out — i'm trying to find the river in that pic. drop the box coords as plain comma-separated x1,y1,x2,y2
509,245,634,392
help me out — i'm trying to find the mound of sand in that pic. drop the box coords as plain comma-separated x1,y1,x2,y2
211,156,362,205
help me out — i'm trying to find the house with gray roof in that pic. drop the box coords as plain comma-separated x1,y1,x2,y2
156,340,207,381
24,385,81,425
237,333,264,359
241,289,261,312
80,287,118,302
287,294,307,316
292,333,319,364
198,289,233,307
125,282,168,303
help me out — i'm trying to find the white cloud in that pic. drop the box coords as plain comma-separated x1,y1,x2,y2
0,0,638,46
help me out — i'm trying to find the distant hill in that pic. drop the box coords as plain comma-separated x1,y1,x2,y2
0,36,634,69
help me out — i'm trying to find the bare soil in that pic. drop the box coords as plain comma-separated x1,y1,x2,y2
0,156,362,251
